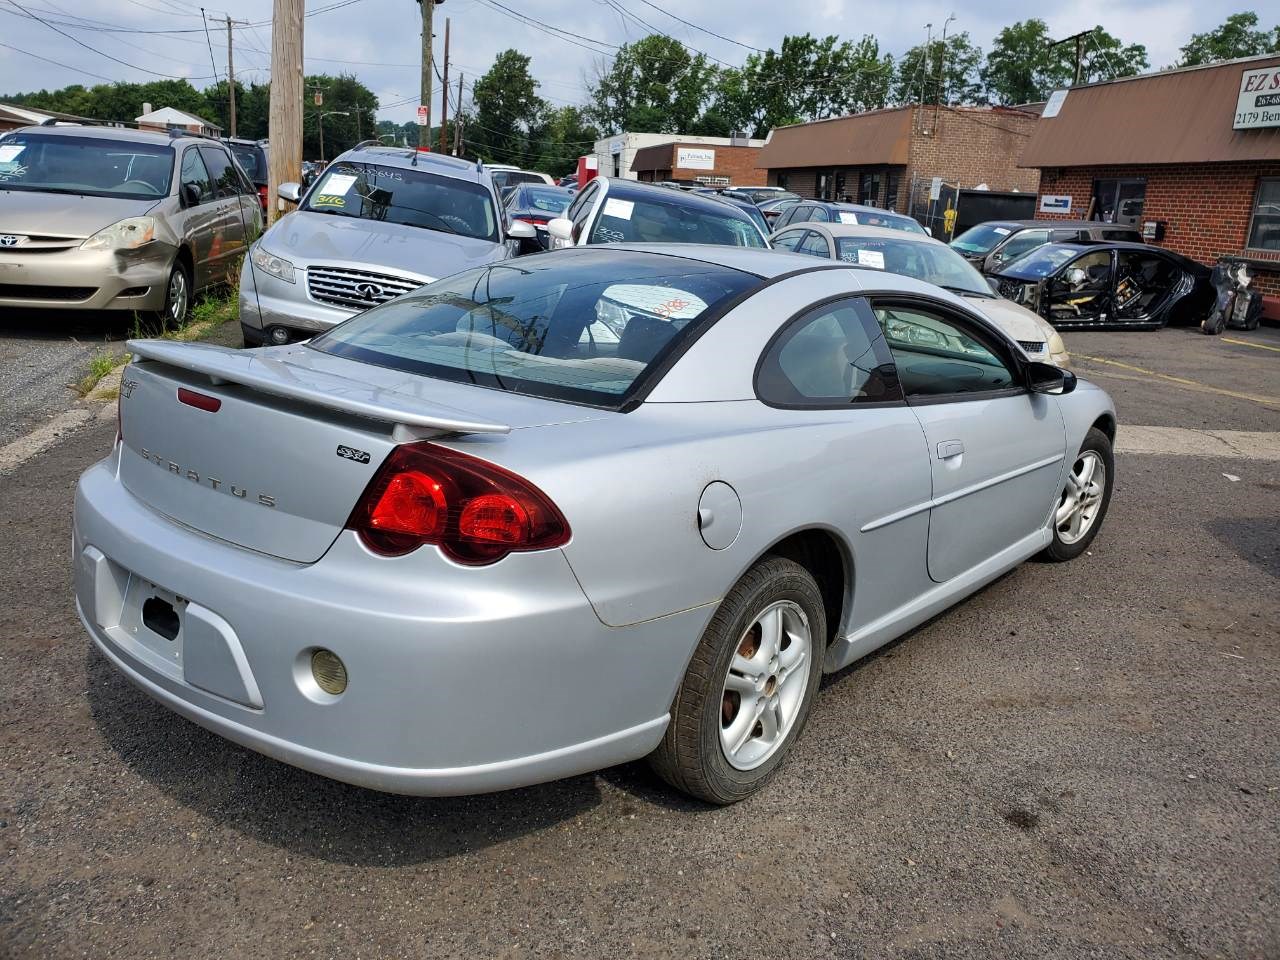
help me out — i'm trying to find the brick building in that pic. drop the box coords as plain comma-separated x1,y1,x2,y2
758,105,1041,221
1021,54,1280,317
593,132,765,181
629,141,766,187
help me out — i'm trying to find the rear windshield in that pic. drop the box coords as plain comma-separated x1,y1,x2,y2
840,210,925,234
303,161,498,242
310,250,761,408
0,133,174,200
589,194,767,247
510,185,572,215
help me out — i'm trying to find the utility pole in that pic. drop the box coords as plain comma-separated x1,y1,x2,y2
225,16,237,137
453,72,463,155
1049,29,1093,87
438,17,450,153
268,0,304,225
418,0,443,148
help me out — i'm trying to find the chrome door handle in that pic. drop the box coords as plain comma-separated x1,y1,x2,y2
937,440,964,459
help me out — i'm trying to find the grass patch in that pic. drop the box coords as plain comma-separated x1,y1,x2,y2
76,347,128,397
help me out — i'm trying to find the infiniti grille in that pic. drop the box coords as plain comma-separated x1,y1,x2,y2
307,266,421,311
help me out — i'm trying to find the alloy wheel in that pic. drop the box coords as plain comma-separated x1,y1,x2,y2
168,269,188,325
719,600,812,771
1056,450,1106,545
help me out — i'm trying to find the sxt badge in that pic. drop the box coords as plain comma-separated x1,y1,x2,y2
336,444,371,464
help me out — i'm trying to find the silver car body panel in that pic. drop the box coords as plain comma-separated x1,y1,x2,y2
77,246,1115,795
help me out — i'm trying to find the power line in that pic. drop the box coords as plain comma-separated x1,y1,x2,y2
2,0,217,79
0,38,118,82
624,0,765,53
199,7,221,86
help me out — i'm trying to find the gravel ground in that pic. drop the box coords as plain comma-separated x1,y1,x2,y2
1,324,1277,959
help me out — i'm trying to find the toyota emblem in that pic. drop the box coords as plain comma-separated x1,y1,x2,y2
355,282,383,301
0,234,25,247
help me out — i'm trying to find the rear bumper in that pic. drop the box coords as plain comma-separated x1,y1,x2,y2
0,245,171,311
73,453,705,795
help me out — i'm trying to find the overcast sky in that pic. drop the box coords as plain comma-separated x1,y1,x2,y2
0,0,1266,125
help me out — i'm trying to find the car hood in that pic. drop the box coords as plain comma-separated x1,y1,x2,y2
961,293,1056,344
0,190,157,239
264,209,507,279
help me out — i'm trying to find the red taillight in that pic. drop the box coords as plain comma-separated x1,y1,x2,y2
177,387,222,412
257,184,268,210
347,442,570,564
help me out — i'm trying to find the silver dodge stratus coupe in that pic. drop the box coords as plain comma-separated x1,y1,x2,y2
75,245,1116,804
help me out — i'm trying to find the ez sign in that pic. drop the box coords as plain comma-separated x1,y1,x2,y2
1234,66,1280,130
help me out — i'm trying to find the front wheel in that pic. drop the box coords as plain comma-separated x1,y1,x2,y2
649,556,826,804
1039,427,1114,562
151,260,190,330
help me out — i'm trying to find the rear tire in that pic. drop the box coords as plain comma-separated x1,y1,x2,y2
1038,427,1114,562
649,556,826,805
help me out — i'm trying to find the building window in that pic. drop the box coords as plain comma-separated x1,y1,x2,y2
859,171,882,207
1247,178,1280,252
1092,178,1145,225
886,172,900,211
776,172,789,190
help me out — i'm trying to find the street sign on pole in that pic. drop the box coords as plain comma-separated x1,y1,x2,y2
416,105,429,126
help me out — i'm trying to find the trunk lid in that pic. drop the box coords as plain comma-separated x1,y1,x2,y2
117,341,605,563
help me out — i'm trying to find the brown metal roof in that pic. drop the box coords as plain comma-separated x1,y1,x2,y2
1021,54,1280,167
758,107,913,169
630,143,675,172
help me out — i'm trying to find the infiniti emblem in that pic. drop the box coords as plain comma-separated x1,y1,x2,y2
355,282,383,301
0,234,24,247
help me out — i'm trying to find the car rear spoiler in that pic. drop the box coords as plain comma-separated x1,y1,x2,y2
126,339,512,436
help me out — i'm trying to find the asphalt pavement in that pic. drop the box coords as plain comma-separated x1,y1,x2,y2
1,321,1277,959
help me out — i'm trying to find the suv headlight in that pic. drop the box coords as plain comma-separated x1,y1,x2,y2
251,243,296,283
80,217,156,251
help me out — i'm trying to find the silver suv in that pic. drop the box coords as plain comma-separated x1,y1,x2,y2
240,144,534,345
0,124,262,323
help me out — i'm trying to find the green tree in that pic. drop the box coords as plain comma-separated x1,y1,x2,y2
467,49,545,165
529,104,599,175
1180,11,1280,65
301,73,379,161
708,33,893,139
1076,28,1149,82
893,32,985,105
982,19,1060,104
588,34,717,135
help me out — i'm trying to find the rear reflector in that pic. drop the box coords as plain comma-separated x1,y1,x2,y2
177,387,222,413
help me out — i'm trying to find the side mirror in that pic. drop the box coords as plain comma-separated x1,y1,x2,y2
546,217,574,245
1026,360,1076,395
987,277,1001,295
182,183,203,206
278,182,302,204
506,219,537,240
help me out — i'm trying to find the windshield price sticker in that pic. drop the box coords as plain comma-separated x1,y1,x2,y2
603,198,634,220
993,226,1011,235
0,145,24,164
321,173,357,196
857,249,885,269
837,212,860,225
314,195,346,207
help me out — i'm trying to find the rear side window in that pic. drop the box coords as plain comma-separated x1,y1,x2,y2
589,194,766,247
757,299,900,407
311,250,761,408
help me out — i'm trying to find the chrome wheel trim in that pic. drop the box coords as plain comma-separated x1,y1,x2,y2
1055,450,1106,546
168,268,188,324
719,600,812,771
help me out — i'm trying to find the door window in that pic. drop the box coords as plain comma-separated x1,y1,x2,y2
858,171,881,206
872,303,1017,397
757,299,900,407
1048,250,1113,322
994,229,1050,265
771,230,805,252
179,148,213,204
199,146,244,199
1092,178,1146,225
797,232,830,258
808,206,831,222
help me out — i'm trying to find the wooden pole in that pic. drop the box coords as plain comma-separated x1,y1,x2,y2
453,72,463,155
226,16,237,138
419,0,434,147
268,0,304,225
438,17,450,153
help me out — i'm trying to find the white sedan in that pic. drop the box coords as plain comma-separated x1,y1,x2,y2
770,222,1070,367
